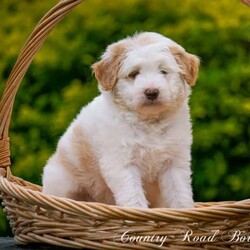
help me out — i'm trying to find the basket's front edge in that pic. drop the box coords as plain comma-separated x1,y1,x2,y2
0,0,84,179
1,177,250,249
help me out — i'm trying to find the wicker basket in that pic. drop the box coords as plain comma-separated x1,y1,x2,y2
0,0,249,249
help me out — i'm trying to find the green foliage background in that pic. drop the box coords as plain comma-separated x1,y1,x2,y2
0,0,249,236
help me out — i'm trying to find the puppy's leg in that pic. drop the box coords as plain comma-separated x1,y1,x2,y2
158,166,194,208
100,163,148,208
42,155,76,198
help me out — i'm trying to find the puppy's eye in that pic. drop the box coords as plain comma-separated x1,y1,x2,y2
129,70,140,79
160,70,168,75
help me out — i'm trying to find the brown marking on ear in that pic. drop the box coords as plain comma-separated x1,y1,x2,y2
170,46,200,86
92,43,127,91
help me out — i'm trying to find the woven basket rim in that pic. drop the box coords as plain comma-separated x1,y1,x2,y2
1,176,250,222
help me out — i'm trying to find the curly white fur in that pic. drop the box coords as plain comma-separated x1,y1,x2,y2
42,32,200,208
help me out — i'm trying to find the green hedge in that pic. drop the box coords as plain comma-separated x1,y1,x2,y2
0,0,249,236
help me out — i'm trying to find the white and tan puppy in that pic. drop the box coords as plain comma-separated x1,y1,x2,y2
42,32,200,208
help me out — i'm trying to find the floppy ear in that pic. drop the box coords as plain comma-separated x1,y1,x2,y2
170,46,200,86
92,43,126,91
92,58,119,91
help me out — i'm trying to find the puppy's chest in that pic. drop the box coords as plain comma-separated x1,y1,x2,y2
130,131,175,180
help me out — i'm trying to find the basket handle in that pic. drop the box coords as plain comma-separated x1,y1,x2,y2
0,0,84,177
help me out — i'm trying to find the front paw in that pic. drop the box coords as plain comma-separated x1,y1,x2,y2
116,196,149,208
170,198,194,209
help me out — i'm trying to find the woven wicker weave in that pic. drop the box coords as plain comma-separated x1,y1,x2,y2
0,0,249,249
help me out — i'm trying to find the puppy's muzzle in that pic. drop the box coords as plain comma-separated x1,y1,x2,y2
144,88,159,101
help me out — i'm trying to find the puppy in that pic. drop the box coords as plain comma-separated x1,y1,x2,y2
42,32,200,208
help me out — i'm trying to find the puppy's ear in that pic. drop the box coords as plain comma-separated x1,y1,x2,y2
170,46,200,86
92,58,118,91
92,45,126,91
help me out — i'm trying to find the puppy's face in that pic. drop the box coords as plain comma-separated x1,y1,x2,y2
92,32,200,116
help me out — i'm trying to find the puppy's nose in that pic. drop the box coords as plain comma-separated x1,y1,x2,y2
144,88,159,100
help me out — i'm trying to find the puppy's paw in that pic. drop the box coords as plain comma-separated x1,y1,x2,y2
128,202,148,208
134,199,149,208
171,198,195,209
116,196,149,208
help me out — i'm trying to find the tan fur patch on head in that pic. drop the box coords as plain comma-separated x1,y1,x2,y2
170,46,200,86
92,43,127,91
134,33,159,46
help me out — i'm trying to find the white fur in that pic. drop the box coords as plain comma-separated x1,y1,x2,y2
42,32,199,208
